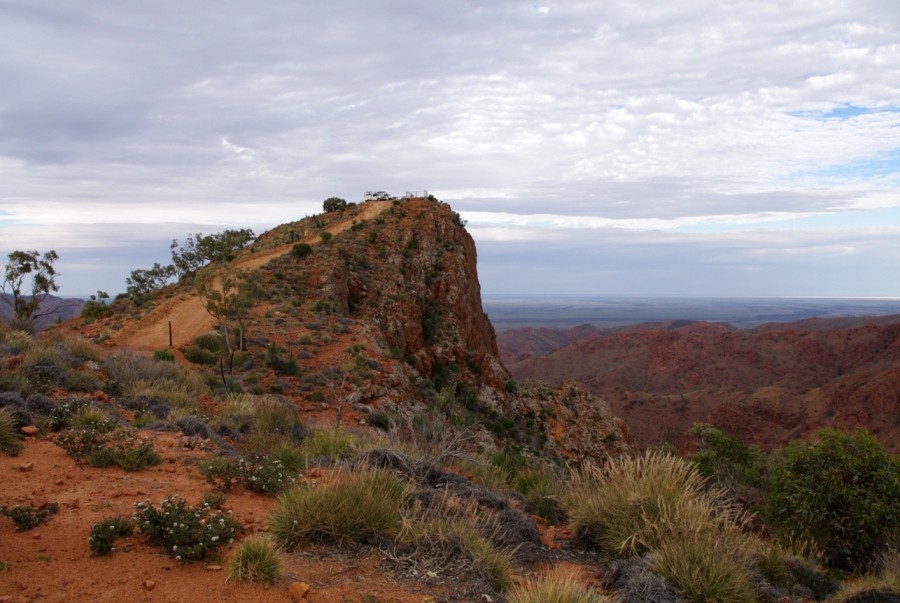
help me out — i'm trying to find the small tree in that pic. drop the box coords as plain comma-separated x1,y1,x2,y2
1,249,60,321
81,290,112,320
170,229,256,280
766,428,900,571
195,267,258,368
322,197,347,213
125,263,176,305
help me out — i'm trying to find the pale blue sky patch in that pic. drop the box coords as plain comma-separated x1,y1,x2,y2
810,151,900,180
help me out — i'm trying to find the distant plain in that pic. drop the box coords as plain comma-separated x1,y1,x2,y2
484,296,900,331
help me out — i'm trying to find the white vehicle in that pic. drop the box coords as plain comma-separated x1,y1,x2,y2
364,191,393,201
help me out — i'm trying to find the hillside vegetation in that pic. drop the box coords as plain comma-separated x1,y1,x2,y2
1,196,897,602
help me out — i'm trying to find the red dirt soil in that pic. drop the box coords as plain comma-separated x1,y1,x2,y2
0,432,454,603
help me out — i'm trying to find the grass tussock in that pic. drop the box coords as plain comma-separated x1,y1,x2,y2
105,353,206,404
653,533,756,603
0,407,23,456
396,497,515,592
227,536,283,584
0,327,33,354
269,466,411,548
506,567,610,603
831,551,900,603
569,450,723,557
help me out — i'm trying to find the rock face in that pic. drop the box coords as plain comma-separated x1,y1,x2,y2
319,198,506,391
294,198,630,462
504,317,900,451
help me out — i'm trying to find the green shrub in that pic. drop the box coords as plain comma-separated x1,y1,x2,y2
297,429,357,460
227,536,283,583
291,243,313,259
133,496,242,562
766,428,900,571
184,345,218,365
1,503,59,532
368,411,391,430
153,349,175,362
506,567,608,603
269,467,410,548
687,422,767,488
0,407,22,456
192,332,226,353
56,427,161,471
89,516,133,555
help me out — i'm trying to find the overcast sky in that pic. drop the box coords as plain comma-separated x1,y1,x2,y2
1,1,898,298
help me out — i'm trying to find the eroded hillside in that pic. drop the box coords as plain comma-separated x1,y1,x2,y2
504,317,900,450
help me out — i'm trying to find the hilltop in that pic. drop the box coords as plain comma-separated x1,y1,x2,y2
69,197,628,465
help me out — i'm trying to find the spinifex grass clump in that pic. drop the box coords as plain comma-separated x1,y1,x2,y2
506,567,610,603
134,496,242,562
569,450,715,557
269,466,411,548
397,512,514,592
0,407,22,456
1,503,59,532
569,450,757,602
227,536,283,583
654,532,756,603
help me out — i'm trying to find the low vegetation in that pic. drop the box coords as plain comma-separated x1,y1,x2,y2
269,466,410,548
133,497,242,562
768,430,900,573
507,567,609,603
2,199,899,601
227,536,284,584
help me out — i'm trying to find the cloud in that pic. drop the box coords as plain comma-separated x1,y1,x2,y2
0,0,897,297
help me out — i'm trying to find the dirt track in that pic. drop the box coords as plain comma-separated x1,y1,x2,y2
108,201,391,351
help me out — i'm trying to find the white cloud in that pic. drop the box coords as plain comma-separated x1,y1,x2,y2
0,0,897,297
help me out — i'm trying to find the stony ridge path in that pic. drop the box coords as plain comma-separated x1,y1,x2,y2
108,201,391,351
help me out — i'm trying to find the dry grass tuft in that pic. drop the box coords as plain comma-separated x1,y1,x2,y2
506,567,610,603
269,466,411,548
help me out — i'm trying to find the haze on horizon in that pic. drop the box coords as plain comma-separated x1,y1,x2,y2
1,1,898,299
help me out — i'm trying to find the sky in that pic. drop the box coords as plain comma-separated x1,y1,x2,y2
1,1,898,298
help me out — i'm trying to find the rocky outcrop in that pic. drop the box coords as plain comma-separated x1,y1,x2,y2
313,198,506,391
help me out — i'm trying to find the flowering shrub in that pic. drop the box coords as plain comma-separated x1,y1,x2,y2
133,497,242,562
198,454,296,495
55,427,161,471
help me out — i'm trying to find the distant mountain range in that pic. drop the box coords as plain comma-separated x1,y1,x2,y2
0,293,85,331
500,315,900,452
